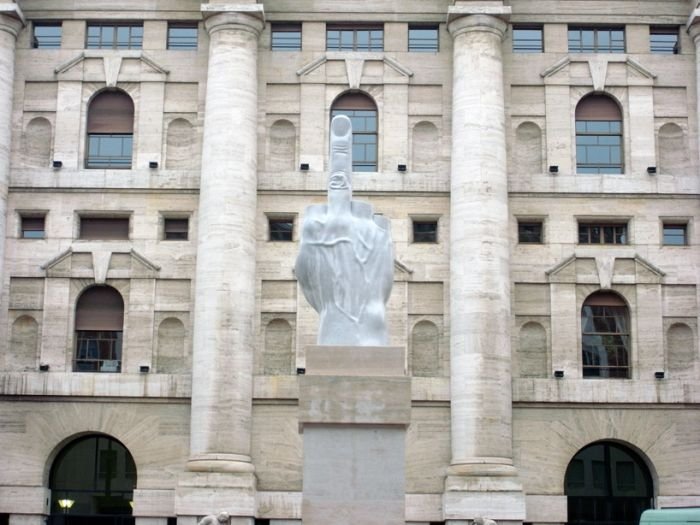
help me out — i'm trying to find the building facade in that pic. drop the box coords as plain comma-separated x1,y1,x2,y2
0,0,699,524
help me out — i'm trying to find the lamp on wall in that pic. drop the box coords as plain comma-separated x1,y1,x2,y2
397,164,407,172
300,163,310,171
554,370,564,378
139,365,150,373
57,499,74,513
548,165,559,174
52,160,63,169
647,166,657,175
654,371,665,379
39,364,50,372
296,367,306,375
149,161,159,169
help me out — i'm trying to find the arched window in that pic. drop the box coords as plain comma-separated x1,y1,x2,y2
74,286,124,372
565,441,653,525
575,95,623,174
330,93,377,172
582,292,630,378
50,434,136,525
86,90,134,169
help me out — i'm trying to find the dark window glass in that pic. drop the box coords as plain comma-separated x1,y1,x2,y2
409,25,439,52
512,26,543,53
164,218,189,240
87,23,143,49
87,134,133,169
50,435,135,520
662,224,687,245
167,23,197,50
568,27,625,53
327,24,383,51
413,220,438,243
582,300,630,379
33,23,62,49
518,222,543,243
565,442,653,525
650,26,679,54
575,121,623,174
272,23,302,51
578,223,627,245
269,219,293,241
80,218,130,240
21,216,46,239
74,331,123,372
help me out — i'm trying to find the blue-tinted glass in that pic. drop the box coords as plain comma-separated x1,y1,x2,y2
341,31,353,49
650,30,678,54
409,27,439,52
102,26,114,47
512,27,542,52
169,25,198,49
33,25,62,49
271,26,301,51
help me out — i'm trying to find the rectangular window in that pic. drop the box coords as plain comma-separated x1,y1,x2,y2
662,223,687,246
327,24,383,51
575,120,623,174
86,134,133,169
512,25,543,53
412,220,438,243
167,23,198,50
408,25,439,52
80,217,130,240
87,23,143,49
568,27,625,53
269,218,293,241
650,26,679,54
21,216,46,239
163,218,189,240
518,221,543,243
33,23,62,49
330,108,377,171
271,23,302,51
578,223,627,245
74,331,122,372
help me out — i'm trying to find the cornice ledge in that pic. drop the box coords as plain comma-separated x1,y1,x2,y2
296,55,327,77
541,56,570,78
131,249,161,272
0,3,25,25
394,258,414,275
447,5,511,24
626,57,656,80
687,8,700,31
201,3,264,20
41,248,73,271
384,56,414,78
634,254,665,278
55,52,85,75
545,253,576,277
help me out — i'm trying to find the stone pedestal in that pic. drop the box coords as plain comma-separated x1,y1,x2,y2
299,346,410,525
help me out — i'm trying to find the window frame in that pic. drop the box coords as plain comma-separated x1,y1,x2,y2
32,22,62,49
581,294,631,379
20,213,47,239
163,216,190,241
577,222,628,245
512,25,544,53
411,218,439,243
268,217,294,242
78,216,131,241
649,25,680,54
86,22,144,50
326,23,384,51
271,23,302,51
167,22,198,50
568,26,625,53
517,220,544,244
662,222,688,246
408,24,439,53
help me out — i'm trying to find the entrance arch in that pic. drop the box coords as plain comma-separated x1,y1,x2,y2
49,434,136,525
565,441,653,525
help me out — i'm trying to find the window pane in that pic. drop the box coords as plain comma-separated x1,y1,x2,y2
269,219,293,241
33,24,62,49
663,225,687,245
409,26,439,52
168,25,198,50
413,221,438,243
518,222,543,243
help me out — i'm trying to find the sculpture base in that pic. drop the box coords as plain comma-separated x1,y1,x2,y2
299,345,410,525
174,471,256,523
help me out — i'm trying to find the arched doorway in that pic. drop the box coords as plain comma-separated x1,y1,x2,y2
565,441,653,525
49,434,136,525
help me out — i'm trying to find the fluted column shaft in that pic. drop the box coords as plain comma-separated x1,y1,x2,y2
689,11,700,167
188,6,263,473
0,8,23,309
447,11,515,479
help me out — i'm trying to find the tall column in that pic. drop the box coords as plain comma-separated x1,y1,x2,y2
0,5,24,310
188,4,263,475
445,3,525,522
688,7,700,167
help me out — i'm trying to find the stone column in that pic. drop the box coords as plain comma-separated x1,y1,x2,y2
188,4,263,475
0,5,24,310
688,7,700,167
445,3,525,522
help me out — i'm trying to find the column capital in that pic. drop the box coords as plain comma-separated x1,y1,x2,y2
447,6,510,40
688,8,700,42
0,3,25,38
201,4,264,37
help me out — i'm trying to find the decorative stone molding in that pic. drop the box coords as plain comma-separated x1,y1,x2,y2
201,3,265,36
546,254,665,285
296,53,413,87
541,56,655,90
55,51,169,85
0,3,25,34
42,247,160,279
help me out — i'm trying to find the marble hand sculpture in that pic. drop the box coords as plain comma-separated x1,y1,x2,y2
295,115,394,346
197,512,230,525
